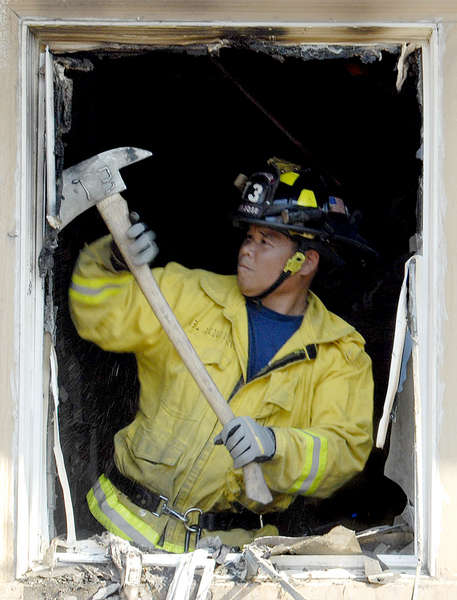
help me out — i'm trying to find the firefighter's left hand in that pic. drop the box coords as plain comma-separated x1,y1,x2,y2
214,416,276,469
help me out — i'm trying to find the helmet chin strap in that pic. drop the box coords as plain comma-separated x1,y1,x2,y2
244,250,307,303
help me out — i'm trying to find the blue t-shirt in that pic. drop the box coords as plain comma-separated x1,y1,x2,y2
246,300,303,381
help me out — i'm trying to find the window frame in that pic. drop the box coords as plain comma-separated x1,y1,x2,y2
17,19,439,577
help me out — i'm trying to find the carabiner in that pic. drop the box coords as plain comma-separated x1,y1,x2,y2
183,507,203,552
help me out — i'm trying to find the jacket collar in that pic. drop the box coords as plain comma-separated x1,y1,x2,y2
199,270,356,351
301,292,355,344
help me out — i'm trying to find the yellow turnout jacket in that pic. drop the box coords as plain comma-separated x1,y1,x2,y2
69,235,373,552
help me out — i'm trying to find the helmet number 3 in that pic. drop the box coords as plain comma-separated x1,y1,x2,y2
248,183,263,203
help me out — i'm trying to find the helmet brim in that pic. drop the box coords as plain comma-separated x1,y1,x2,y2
233,215,378,262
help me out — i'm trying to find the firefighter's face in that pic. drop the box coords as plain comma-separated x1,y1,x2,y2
237,225,298,298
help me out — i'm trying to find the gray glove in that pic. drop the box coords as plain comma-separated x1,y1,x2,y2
214,416,276,469
111,212,159,270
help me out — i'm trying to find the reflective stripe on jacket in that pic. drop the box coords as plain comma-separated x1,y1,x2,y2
70,235,374,551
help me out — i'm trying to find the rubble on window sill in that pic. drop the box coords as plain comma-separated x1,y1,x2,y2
20,524,415,599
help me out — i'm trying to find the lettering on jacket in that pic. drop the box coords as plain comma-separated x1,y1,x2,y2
190,319,234,348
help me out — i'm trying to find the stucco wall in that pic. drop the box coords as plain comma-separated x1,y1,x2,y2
437,22,457,580
0,0,19,583
1,0,457,590
5,0,457,23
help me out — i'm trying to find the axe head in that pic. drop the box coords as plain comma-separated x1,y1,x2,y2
48,147,152,230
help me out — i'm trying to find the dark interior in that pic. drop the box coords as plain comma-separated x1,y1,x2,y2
50,43,421,542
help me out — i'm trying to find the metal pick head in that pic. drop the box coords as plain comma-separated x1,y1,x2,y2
48,147,153,230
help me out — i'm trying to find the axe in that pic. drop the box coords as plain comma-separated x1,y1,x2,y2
49,147,273,506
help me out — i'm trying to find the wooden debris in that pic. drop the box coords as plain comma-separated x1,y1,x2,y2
91,582,120,599
166,549,212,600
109,537,143,600
264,525,362,556
195,556,216,600
244,546,308,600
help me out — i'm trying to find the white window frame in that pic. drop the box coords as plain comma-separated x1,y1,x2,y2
416,25,442,577
16,19,441,578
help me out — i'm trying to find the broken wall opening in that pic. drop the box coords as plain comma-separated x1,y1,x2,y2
50,43,421,551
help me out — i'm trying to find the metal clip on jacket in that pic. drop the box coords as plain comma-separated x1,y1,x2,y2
151,495,202,552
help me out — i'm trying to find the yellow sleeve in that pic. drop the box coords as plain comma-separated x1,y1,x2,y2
69,235,166,354
262,341,374,499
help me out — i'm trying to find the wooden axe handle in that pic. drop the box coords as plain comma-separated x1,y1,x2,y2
97,193,273,506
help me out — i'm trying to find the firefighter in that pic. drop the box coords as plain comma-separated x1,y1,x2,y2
69,157,374,552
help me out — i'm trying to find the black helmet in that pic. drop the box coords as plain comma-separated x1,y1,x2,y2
233,157,376,267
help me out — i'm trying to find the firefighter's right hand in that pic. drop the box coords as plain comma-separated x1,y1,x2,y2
111,212,159,270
